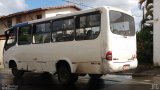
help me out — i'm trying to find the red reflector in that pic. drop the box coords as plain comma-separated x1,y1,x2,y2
106,51,112,60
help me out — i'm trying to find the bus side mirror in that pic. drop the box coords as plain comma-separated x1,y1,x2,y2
4,31,9,39
4,31,7,37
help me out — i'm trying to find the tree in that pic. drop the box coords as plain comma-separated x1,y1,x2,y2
139,0,153,28
137,27,153,64
137,0,153,64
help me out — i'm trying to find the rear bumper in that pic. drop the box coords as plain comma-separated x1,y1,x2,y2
102,59,138,74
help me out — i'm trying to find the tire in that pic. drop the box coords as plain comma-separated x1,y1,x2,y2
89,74,102,79
57,65,78,85
11,67,24,77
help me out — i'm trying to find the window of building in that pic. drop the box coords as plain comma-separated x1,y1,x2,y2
7,18,12,28
52,18,74,42
75,12,101,40
33,22,51,43
16,16,22,24
18,25,32,45
36,14,42,19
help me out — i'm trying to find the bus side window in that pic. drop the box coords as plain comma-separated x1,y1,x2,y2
33,22,51,44
52,18,74,42
6,29,16,44
4,28,17,50
18,25,32,45
75,12,101,40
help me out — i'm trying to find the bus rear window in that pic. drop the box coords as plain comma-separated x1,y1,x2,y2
109,11,135,36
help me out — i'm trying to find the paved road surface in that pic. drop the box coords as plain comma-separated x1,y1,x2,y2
0,69,160,90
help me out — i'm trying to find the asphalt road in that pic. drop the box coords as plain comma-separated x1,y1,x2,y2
0,69,160,90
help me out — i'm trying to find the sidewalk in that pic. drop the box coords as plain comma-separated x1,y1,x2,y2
132,67,160,77
0,68,11,72
114,65,160,77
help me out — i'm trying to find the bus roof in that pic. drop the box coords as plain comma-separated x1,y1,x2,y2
4,22,28,32
12,22,28,28
28,6,132,24
8,6,132,29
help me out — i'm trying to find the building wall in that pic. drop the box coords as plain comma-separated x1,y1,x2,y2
154,0,160,66
21,11,45,21
0,11,45,34
0,40,5,68
0,8,77,34
0,20,7,68
0,20,7,35
45,8,78,18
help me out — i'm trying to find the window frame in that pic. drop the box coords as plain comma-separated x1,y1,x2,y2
36,14,42,19
75,11,101,41
18,25,32,45
7,18,12,28
16,16,22,24
109,10,135,36
4,28,17,50
33,21,52,44
51,16,75,43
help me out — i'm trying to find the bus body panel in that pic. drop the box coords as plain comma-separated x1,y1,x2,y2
4,39,102,74
102,59,137,73
112,35,137,61
100,7,138,74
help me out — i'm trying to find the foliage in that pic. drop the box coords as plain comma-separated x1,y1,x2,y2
137,27,153,64
137,0,153,65
139,0,153,27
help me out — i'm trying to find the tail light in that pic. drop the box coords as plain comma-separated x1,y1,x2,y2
106,51,112,60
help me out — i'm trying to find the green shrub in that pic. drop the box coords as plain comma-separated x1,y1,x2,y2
137,27,153,64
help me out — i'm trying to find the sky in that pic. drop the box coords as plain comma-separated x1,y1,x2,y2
0,0,142,30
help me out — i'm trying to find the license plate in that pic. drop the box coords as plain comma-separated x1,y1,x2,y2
123,64,130,70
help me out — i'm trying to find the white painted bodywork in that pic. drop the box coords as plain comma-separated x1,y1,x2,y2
154,0,160,66
3,6,137,74
45,8,78,18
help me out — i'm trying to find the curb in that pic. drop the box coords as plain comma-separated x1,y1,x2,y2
156,75,160,77
113,73,156,77
113,73,133,75
0,68,11,72
132,73,156,77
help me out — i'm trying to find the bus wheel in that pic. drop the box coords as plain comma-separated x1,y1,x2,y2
89,74,102,79
57,65,78,84
11,67,24,77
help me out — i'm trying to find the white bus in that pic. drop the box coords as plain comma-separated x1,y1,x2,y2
3,6,137,84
